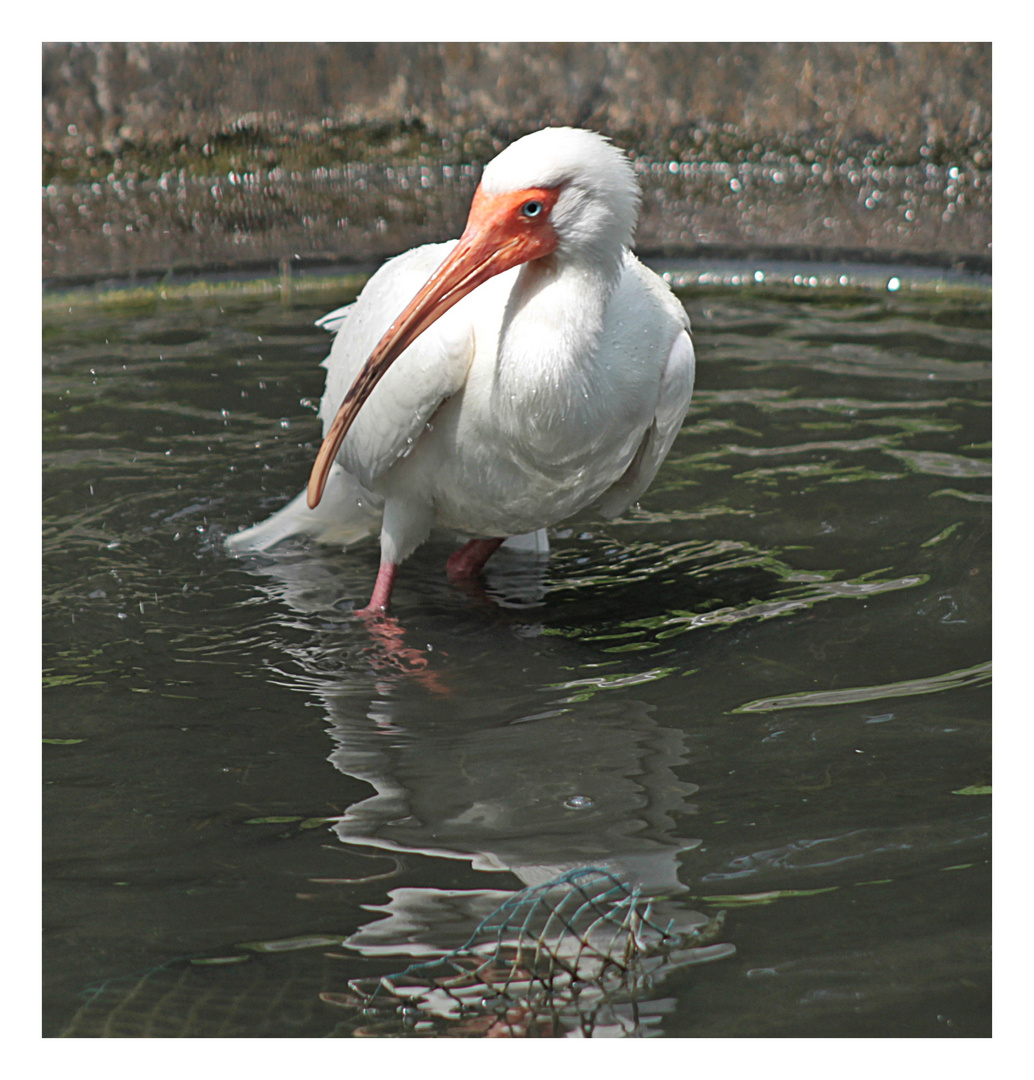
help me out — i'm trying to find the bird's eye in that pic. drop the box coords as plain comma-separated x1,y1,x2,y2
521,200,543,218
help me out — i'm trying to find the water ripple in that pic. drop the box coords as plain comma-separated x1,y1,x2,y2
734,659,991,713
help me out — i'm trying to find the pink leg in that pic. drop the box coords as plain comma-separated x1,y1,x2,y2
446,537,506,581
356,560,398,616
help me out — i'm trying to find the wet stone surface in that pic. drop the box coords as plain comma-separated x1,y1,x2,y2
43,148,990,285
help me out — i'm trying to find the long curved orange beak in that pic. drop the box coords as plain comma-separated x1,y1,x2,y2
307,185,560,509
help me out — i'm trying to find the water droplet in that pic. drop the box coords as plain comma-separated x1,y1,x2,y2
564,795,594,810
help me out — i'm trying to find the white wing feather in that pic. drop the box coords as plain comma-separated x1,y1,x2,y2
315,305,353,335
226,242,472,554
316,241,474,491
593,259,695,518
594,329,695,518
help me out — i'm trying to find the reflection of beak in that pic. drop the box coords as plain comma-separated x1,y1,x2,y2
307,186,559,509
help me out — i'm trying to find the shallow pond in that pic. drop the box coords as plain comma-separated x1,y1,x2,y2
43,270,990,1037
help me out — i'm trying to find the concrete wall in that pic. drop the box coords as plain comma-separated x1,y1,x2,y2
43,43,990,156
42,43,992,284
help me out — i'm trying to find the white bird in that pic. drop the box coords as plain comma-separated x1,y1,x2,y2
226,128,695,615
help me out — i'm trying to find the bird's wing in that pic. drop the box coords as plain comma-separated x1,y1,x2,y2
316,241,475,490
315,305,353,334
594,259,696,518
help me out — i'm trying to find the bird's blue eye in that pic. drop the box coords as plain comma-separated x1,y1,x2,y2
522,200,543,218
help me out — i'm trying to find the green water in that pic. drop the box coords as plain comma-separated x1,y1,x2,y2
43,274,990,1037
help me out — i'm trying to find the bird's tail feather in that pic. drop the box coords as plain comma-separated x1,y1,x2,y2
225,465,382,553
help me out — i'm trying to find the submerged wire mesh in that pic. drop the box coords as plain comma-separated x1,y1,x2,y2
56,868,731,1037
323,867,731,1038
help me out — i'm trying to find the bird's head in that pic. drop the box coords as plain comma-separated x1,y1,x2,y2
307,128,640,509
478,126,640,275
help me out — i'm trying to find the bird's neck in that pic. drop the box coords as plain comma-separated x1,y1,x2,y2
495,253,622,395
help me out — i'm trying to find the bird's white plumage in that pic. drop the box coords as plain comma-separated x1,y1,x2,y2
227,127,695,602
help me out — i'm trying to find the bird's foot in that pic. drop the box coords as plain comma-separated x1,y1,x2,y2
355,601,388,619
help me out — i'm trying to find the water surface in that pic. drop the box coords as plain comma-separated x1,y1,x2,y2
43,273,991,1037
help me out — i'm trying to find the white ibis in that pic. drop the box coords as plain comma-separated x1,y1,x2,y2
226,128,695,615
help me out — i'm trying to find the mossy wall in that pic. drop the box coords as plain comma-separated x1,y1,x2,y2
42,43,991,284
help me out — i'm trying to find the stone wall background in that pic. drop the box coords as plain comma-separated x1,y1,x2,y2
42,42,992,284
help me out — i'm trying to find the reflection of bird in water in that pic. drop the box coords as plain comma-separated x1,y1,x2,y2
227,127,695,616
57,693,735,1038
227,539,551,695
326,698,699,888
313,694,733,1036
56,597,733,1037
